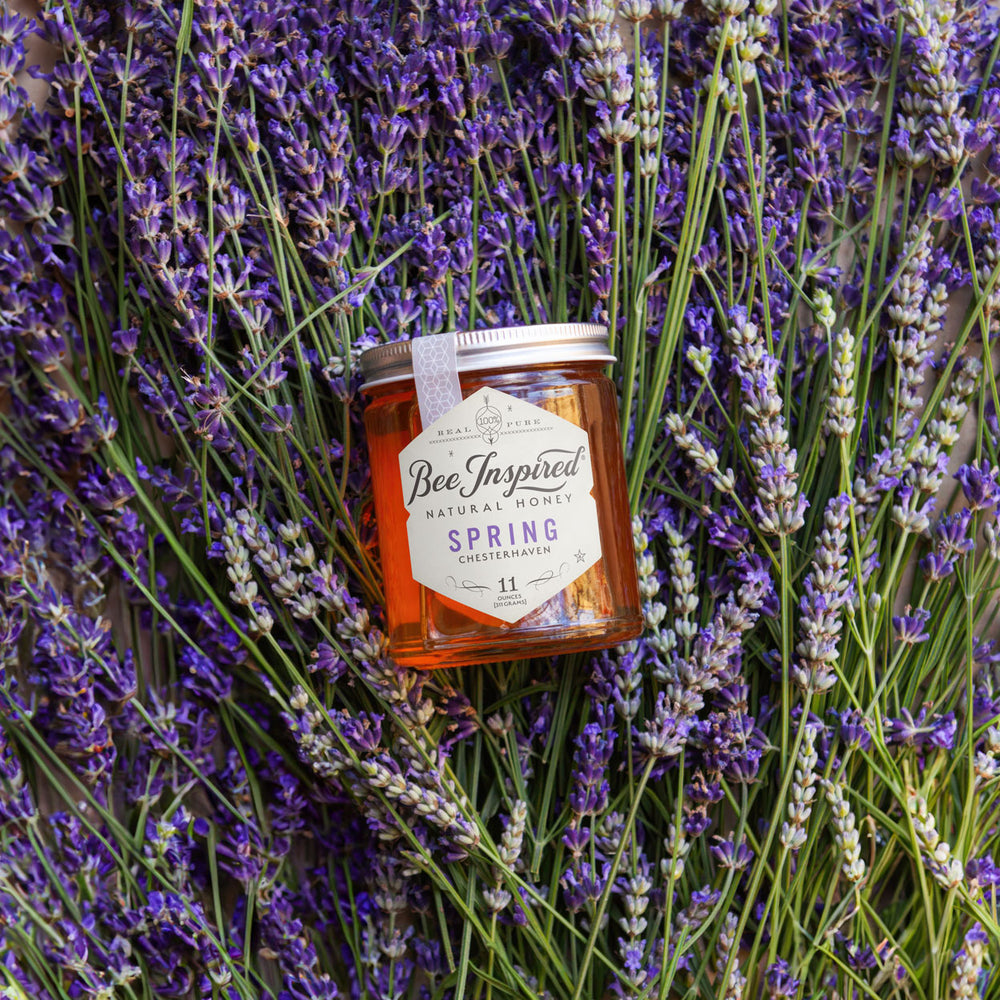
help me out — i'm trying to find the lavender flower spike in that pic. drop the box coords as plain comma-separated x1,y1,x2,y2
728,308,808,536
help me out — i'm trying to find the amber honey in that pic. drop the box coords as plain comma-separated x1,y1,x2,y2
361,325,642,669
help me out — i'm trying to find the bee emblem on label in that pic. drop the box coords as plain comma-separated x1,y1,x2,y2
475,395,503,444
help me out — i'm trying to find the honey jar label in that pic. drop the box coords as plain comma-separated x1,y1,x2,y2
398,387,603,623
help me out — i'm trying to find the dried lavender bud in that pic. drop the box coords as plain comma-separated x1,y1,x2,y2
666,525,698,638
793,495,852,694
572,0,635,121
887,231,940,440
665,413,736,494
618,0,653,21
814,289,836,332
927,357,981,448
499,800,528,869
728,309,807,535
633,517,671,647
891,491,931,536
702,0,750,18
660,822,690,882
779,725,819,851
636,54,659,177
825,328,857,440
822,779,867,884
615,869,653,992
973,732,999,787
686,343,713,378
908,793,964,889
653,0,685,18
949,926,989,1000
714,912,747,1000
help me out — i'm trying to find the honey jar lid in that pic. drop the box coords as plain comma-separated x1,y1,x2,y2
359,323,614,388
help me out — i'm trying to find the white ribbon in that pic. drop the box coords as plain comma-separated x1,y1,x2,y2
411,332,463,427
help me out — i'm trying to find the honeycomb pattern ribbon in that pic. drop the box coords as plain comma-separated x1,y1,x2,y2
411,332,463,427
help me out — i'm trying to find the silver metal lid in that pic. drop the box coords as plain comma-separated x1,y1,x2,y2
359,323,614,388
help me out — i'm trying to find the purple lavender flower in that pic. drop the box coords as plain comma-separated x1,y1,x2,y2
885,708,957,750
765,957,800,999
892,608,931,645
570,712,616,816
956,461,1000,513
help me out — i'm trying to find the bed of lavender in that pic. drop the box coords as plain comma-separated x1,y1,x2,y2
1,0,1000,997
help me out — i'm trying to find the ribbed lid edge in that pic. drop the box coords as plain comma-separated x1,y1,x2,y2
360,323,613,387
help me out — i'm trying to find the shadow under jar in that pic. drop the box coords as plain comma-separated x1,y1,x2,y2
361,324,642,669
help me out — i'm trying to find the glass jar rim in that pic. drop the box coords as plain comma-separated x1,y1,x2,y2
359,323,614,388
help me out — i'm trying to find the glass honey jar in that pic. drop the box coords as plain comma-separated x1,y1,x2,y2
360,324,642,669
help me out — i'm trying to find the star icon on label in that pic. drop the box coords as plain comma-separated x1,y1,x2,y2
448,450,454,458
575,549,586,563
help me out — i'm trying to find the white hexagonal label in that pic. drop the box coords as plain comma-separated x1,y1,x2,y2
398,387,602,623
